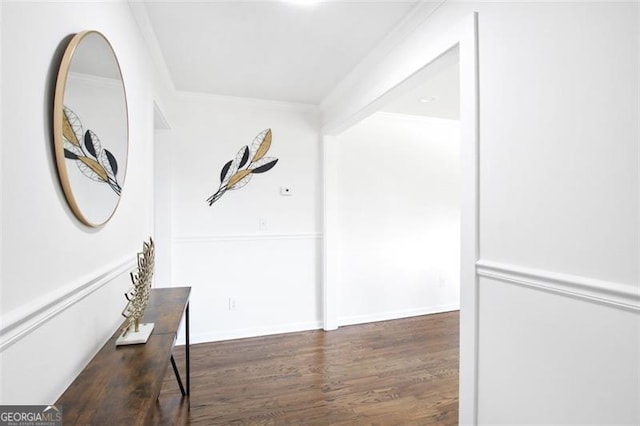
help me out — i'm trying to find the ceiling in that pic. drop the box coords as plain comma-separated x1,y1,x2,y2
143,1,419,104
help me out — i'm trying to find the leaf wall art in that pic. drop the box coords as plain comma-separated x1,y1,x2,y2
62,106,122,196
207,128,279,206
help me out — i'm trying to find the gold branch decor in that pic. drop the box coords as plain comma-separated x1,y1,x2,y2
116,237,155,346
207,128,279,206
63,106,122,196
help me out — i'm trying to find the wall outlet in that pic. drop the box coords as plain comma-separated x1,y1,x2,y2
259,218,267,231
228,297,237,311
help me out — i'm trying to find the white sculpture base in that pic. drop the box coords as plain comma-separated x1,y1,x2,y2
116,322,155,346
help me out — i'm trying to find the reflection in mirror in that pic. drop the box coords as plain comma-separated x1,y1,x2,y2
54,31,128,227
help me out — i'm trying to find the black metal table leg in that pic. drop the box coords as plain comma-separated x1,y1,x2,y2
170,355,186,396
186,302,190,397
169,302,191,402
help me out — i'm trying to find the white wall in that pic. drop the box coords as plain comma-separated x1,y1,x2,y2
475,3,639,423
335,112,460,325
478,278,639,425
154,128,173,286
323,1,639,424
166,92,322,342
1,1,158,404
0,0,4,406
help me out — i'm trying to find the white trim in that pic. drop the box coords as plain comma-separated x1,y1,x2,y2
186,320,323,345
476,260,640,312
0,255,135,352
338,304,459,327
322,135,339,331
173,89,320,112
374,111,461,127
458,13,480,425
173,233,321,243
320,0,447,111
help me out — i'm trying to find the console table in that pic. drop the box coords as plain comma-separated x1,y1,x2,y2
57,287,191,425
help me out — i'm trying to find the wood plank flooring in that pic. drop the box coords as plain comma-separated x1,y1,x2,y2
162,311,459,425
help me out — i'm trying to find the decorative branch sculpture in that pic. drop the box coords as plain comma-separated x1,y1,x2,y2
121,237,154,335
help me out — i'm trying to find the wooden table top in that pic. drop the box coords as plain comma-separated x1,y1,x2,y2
57,286,191,425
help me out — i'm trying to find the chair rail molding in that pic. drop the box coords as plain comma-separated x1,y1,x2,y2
476,259,640,312
0,255,136,352
173,233,322,244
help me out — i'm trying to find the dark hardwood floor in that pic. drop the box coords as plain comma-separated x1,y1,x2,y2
162,311,459,425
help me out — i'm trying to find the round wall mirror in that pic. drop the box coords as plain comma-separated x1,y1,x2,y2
53,30,128,227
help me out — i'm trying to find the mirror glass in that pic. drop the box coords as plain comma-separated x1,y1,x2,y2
54,31,128,226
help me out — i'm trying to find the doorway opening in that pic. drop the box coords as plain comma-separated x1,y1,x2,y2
332,47,461,326
322,13,479,423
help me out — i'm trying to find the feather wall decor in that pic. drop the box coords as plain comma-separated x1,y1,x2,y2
207,128,278,206
62,106,122,195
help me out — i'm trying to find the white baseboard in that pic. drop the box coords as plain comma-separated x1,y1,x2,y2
182,320,323,345
176,307,460,345
338,304,460,327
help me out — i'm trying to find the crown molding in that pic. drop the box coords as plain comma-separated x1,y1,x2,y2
172,89,321,113
320,0,447,111
127,0,176,93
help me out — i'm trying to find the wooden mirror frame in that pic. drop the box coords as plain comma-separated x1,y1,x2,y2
53,30,129,227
